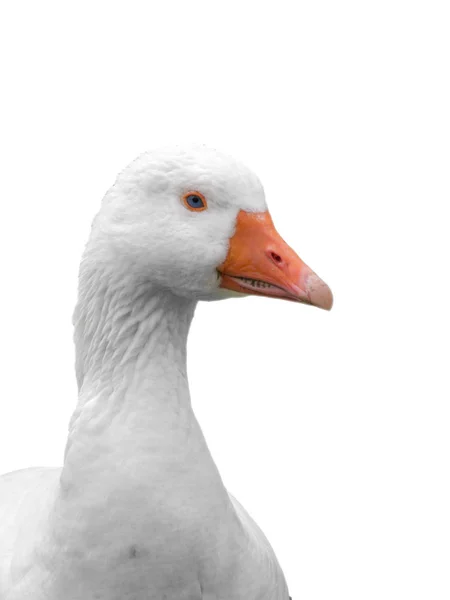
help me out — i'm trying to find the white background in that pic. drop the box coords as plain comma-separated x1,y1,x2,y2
0,2,449,599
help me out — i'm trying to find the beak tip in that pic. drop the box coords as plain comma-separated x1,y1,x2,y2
323,293,334,311
306,274,333,311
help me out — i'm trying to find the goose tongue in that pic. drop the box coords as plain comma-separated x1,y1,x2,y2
218,210,333,310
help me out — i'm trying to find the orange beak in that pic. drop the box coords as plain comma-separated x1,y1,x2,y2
218,211,333,310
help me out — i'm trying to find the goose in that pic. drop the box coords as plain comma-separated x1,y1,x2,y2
0,145,332,600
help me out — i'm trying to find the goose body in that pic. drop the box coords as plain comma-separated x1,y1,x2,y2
0,146,331,599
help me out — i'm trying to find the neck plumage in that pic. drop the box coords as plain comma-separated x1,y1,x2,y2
62,260,202,483
73,263,196,398
47,261,237,597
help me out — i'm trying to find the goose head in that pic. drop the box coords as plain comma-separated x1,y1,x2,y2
88,144,332,310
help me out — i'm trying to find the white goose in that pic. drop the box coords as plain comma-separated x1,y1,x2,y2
0,145,332,600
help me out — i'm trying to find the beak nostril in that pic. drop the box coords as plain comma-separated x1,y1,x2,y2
270,251,283,265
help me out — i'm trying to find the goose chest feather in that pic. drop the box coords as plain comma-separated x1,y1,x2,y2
0,145,332,600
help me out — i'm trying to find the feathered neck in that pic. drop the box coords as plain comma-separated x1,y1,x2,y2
49,257,234,598
73,258,196,398
64,257,198,473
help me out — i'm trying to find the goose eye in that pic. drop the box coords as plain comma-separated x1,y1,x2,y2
182,192,207,212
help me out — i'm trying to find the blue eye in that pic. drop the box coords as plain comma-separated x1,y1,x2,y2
182,192,207,212
186,195,203,208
